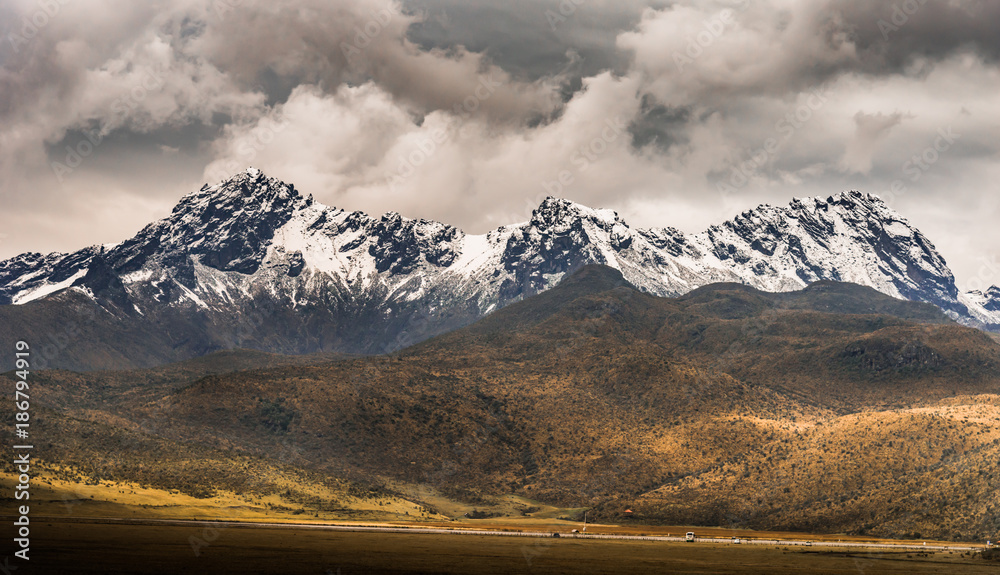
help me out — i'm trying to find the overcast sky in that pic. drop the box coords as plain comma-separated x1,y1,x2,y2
1,0,998,289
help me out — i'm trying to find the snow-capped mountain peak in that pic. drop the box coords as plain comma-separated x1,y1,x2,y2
980,286,1000,312
960,285,1000,327
529,196,620,229
692,191,957,310
0,170,996,363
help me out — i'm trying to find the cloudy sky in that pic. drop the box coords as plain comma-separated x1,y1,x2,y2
1,0,998,288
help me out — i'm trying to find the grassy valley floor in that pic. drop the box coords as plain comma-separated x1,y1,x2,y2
17,520,1000,575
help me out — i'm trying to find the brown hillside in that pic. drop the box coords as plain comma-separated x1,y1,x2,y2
9,265,1000,540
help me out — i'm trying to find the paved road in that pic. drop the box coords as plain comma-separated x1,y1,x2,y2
35,516,989,553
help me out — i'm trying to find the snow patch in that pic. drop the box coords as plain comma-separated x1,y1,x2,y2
12,270,86,304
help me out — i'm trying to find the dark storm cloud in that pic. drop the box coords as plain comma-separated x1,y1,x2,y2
403,0,665,82
0,0,998,285
191,0,565,125
832,0,1000,73
629,94,690,152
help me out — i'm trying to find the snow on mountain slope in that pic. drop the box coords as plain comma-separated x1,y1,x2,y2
0,168,986,348
960,287,1000,328
687,193,960,313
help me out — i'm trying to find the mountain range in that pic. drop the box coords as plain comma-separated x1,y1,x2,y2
1,167,998,370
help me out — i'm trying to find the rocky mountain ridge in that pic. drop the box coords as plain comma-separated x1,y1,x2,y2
1,167,996,369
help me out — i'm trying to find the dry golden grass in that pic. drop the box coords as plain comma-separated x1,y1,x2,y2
633,395,1000,541
0,467,438,524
